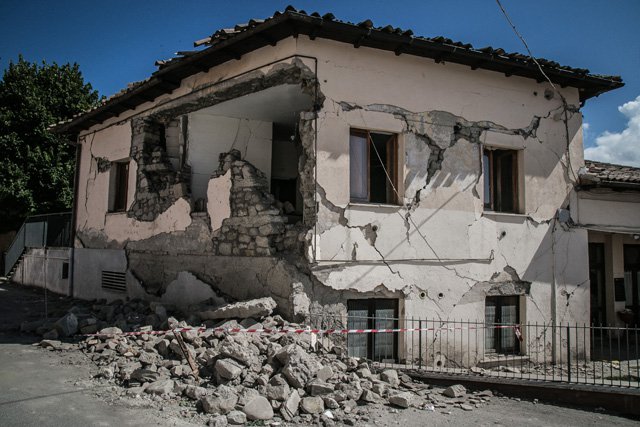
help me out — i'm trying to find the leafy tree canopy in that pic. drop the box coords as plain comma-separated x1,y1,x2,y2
0,56,100,232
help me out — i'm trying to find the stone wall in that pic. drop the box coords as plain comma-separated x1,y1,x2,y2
213,150,305,257
129,118,188,221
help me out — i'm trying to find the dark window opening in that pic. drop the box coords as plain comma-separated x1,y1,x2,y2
483,148,519,213
62,262,69,280
485,295,520,355
347,299,398,362
109,161,129,213
589,243,606,325
158,122,167,152
350,129,398,204
270,123,303,222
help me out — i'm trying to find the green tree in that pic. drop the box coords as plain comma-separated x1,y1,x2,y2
0,56,100,232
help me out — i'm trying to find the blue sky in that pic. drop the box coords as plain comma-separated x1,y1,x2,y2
1,1,639,164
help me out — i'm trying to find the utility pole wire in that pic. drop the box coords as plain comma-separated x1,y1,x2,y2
495,0,563,101
495,0,577,182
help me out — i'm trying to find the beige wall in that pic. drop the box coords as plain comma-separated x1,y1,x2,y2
72,34,592,330
578,190,640,231
12,248,71,296
295,36,587,325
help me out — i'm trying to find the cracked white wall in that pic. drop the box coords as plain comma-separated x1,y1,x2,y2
187,113,272,202
75,121,191,248
71,33,593,338
298,36,589,329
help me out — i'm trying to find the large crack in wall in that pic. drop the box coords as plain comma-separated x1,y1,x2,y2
337,102,541,213
122,58,322,223
315,101,546,269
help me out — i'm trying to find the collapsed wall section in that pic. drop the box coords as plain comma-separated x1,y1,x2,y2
213,150,304,257
72,57,322,320
129,118,188,221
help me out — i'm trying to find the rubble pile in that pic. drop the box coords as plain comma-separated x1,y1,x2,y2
31,297,495,425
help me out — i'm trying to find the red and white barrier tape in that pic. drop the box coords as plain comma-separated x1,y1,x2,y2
82,324,522,339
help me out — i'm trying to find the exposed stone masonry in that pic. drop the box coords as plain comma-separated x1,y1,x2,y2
96,157,111,173
213,150,305,257
129,118,187,221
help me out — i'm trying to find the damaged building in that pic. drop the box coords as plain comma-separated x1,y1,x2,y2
42,8,630,363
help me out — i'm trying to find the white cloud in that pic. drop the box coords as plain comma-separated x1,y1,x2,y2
582,122,590,144
584,96,640,167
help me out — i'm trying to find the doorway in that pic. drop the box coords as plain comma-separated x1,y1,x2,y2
589,243,606,325
624,245,640,326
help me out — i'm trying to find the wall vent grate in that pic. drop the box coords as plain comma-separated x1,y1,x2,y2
101,270,126,293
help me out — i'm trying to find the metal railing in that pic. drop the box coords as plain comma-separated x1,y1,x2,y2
3,212,72,276
310,313,640,388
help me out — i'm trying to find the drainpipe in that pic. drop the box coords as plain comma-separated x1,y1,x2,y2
550,217,558,363
68,140,82,298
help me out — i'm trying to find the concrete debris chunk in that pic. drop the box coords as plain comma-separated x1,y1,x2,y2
200,386,238,415
242,395,274,420
99,327,123,336
308,380,335,396
225,411,245,425
316,365,334,382
209,414,228,427
277,344,322,388
380,369,400,387
443,384,466,398
184,385,208,400
266,382,290,401
215,358,243,380
199,297,276,320
300,396,325,414
389,391,414,408
280,389,301,421
145,379,175,395
54,312,78,337
39,339,62,349
131,368,161,383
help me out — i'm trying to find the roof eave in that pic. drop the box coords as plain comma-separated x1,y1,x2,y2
53,11,624,136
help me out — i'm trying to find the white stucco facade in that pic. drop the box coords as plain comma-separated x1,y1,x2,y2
57,15,627,364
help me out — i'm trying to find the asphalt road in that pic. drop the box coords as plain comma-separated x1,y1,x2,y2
0,339,199,427
0,284,197,427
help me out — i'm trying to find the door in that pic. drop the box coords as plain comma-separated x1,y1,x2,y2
624,245,640,326
589,243,606,325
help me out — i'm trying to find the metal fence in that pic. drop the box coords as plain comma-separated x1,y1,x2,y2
310,313,640,389
3,212,72,276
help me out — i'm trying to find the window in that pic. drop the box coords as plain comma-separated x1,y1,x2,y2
109,161,129,213
347,299,398,361
485,295,520,355
350,129,398,204
61,262,69,280
483,148,519,213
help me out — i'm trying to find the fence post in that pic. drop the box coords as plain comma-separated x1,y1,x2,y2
419,319,423,369
567,324,571,383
